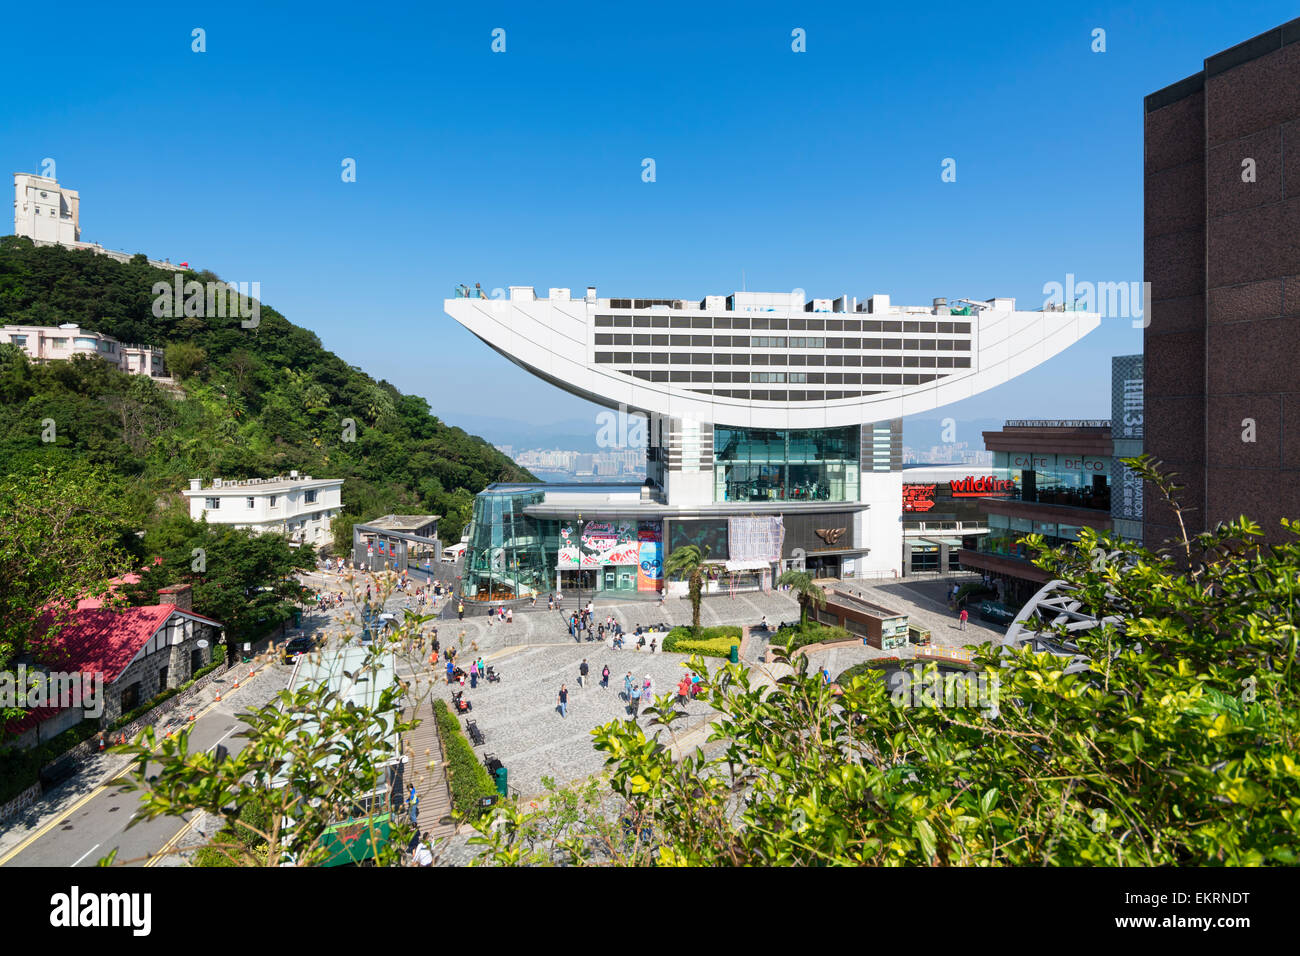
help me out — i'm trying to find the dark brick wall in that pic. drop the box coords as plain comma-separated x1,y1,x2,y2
1144,19,1300,549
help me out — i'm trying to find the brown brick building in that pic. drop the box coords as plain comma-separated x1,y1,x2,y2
1144,18,1300,548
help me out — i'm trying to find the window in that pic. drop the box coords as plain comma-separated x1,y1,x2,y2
269,496,278,507
205,497,221,509
305,490,319,504
789,337,825,348
246,497,255,509
9,335,27,346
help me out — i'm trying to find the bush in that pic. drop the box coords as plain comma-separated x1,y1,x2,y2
662,625,741,658
0,719,100,803
780,622,851,652
432,699,496,819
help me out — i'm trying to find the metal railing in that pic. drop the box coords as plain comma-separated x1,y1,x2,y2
1004,420,1110,428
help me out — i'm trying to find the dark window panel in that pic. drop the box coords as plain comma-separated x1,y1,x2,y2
883,356,902,367
652,333,669,346
633,334,652,345
827,354,844,366
844,355,861,366
614,316,632,327
670,370,690,382
651,370,669,382
614,333,632,345
954,356,971,368
691,335,711,346
595,333,613,345
615,352,632,363
954,340,970,351
671,316,691,328
692,353,711,364
595,315,614,327
633,315,651,328
670,352,690,363
691,317,711,329
904,356,919,367
789,354,806,366
652,316,669,328
863,355,881,367
938,356,954,368
807,355,824,366
920,356,936,367
882,339,901,350
954,322,971,334
651,352,669,363
715,353,732,364
691,371,711,382
595,351,613,363
827,337,844,348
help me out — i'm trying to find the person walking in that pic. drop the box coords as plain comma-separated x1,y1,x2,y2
579,659,589,687
506,608,514,624
408,793,420,828
470,659,478,688
548,594,555,612
413,833,434,867
623,671,633,700
959,606,969,631
642,674,653,705
557,683,569,718
458,601,465,621
677,675,691,706
629,678,642,716
601,664,610,690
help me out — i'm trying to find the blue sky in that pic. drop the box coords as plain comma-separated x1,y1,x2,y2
3,1,1293,445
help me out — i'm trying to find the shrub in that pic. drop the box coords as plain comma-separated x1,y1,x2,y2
432,699,496,819
781,622,851,652
0,719,101,803
662,625,741,658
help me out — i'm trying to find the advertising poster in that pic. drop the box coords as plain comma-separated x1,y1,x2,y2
558,520,639,568
637,520,663,591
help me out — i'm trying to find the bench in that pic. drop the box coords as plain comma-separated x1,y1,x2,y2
466,719,486,746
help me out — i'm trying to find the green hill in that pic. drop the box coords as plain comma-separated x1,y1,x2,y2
0,236,534,543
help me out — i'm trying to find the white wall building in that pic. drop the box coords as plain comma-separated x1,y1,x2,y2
11,172,185,271
13,173,80,245
2,323,169,379
182,474,344,547
447,284,1099,579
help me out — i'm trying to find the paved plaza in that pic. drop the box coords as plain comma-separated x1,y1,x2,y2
303,568,1011,803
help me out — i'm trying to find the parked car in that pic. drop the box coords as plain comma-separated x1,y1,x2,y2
282,635,315,664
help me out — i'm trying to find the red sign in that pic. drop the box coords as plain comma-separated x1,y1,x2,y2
949,476,1016,497
902,484,937,512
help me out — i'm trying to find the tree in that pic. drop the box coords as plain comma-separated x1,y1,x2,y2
164,342,207,380
664,544,710,630
469,460,1300,865
0,465,133,735
777,569,826,625
125,517,314,642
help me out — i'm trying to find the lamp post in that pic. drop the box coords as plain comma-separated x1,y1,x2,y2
574,512,582,620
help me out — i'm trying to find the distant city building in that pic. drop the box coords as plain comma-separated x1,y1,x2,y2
11,172,185,271
182,473,343,548
3,323,169,379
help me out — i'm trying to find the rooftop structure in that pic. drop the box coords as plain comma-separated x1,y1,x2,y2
445,285,1100,430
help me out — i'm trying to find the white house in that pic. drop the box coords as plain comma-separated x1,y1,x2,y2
182,473,344,547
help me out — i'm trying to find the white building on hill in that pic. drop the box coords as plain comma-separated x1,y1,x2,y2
183,473,344,547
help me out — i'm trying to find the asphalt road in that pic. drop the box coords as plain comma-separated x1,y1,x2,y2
0,687,264,868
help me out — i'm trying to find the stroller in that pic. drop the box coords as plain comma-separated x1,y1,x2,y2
484,665,501,684
451,690,472,713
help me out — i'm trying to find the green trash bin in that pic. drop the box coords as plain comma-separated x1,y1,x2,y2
729,644,739,664
494,766,508,798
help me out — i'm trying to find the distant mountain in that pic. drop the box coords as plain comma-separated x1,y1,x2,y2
903,416,1005,450
0,237,533,541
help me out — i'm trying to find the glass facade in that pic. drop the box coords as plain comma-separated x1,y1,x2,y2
463,487,553,601
994,451,1111,511
463,485,665,600
713,425,860,502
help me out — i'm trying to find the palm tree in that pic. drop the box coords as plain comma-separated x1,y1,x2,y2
778,569,826,626
664,544,710,631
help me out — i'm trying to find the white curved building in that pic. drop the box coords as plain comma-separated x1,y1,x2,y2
445,286,1099,585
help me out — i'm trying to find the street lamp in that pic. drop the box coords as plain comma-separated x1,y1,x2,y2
574,512,582,620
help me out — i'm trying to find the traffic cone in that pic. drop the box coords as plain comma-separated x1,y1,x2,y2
188,712,195,722
119,733,126,745
233,679,239,690
215,689,222,701
98,736,105,752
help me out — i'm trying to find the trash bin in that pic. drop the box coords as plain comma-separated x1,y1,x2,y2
494,766,508,798
293,610,302,627
729,644,739,664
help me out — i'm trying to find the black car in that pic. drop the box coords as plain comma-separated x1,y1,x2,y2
282,636,315,664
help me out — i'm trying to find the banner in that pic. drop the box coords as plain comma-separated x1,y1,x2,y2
557,520,640,569
728,515,784,564
636,521,663,591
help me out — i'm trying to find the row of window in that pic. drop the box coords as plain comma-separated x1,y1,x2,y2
201,491,317,509
593,333,970,351
595,352,973,370
616,369,947,389
674,381,933,400
595,314,973,333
